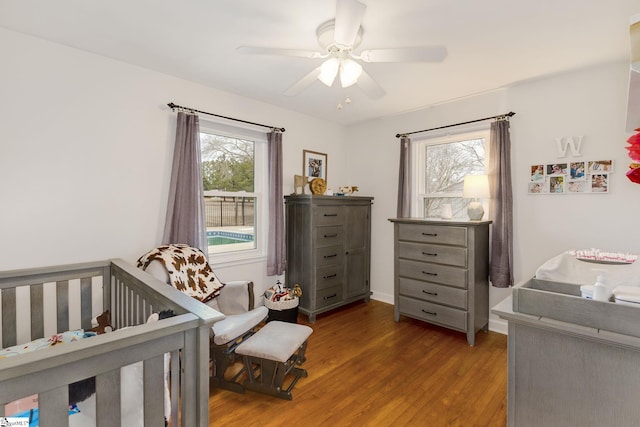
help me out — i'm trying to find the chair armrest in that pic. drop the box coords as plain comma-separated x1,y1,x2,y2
217,280,262,315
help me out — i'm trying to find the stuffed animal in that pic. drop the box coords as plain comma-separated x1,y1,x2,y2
292,284,303,298
89,310,112,334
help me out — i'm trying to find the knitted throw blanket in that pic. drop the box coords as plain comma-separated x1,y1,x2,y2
137,244,224,303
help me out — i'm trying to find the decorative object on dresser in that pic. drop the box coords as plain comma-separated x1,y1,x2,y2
293,174,311,194
462,174,490,220
285,195,373,322
310,177,327,195
389,218,491,346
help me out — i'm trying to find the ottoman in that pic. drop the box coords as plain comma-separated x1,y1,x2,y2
235,321,313,400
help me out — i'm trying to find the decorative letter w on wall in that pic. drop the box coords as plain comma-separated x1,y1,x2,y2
555,136,584,157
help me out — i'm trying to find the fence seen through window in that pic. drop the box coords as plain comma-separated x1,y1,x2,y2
201,131,257,254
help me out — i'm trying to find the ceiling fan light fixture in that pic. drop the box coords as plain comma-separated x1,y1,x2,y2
318,58,340,86
339,58,363,88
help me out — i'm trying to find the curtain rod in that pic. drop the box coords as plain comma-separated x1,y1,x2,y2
395,111,515,138
167,102,285,133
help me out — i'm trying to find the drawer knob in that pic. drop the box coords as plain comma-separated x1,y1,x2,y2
324,233,338,238
422,271,438,276
323,274,337,279
324,254,338,259
324,213,338,217
422,310,437,316
422,252,437,256
422,232,438,236
422,290,438,296
324,293,338,300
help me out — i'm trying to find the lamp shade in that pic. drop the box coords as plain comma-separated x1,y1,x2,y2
463,174,490,199
318,58,339,87
339,58,363,88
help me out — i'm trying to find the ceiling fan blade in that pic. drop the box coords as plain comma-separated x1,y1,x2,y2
334,0,366,47
359,46,448,63
284,67,322,96
237,46,323,59
356,69,385,99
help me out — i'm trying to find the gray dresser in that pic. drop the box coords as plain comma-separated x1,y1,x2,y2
389,218,491,345
285,195,373,322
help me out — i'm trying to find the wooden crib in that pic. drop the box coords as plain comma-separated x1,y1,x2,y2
0,259,223,427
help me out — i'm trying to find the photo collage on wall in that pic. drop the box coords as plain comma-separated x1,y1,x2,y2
528,160,612,194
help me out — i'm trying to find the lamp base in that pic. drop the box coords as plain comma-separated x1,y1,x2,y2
467,201,484,220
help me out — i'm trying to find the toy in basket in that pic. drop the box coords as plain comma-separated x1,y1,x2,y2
264,282,302,323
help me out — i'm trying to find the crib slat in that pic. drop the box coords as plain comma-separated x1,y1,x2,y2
56,280,69,333
96,369,121,427
144,355,166,426
40,385,69,427
30,283,44,340
170,350,179,427
80,277,92,330
1,287,16,348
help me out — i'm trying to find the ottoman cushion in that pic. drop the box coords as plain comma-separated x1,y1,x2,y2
236,321,313,363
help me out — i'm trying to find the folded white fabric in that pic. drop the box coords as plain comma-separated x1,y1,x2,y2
613,286,640,306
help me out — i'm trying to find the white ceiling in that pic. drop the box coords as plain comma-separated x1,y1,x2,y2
1,0,638,125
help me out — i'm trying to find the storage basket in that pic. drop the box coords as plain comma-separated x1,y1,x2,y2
264,295,299,310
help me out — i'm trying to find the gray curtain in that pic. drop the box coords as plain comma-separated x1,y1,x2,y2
267,131,285,276
397,136,412,217
488,119,514,288
163,112,208,255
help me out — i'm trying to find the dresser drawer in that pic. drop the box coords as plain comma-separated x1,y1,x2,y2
398,241,467,267
398,277,467,309
399,295,467,331
314,206,344,226
315,245,344,267
314,225,343,247
316,285,343,308
398,224,467,246
315,265,343,290
398,259,467,289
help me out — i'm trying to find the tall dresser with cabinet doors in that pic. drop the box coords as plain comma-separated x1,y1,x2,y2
285,195,373,322
389,218,491,346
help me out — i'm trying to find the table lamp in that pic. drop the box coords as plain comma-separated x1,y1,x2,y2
463,174,490,220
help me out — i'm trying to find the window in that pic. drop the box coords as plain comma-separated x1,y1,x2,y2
414,129,490,219
199,123,267,260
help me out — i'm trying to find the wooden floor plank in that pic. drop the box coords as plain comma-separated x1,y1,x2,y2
209,300,507,426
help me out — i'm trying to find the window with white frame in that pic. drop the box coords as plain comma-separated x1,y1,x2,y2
199,122,267,260
414,129,490,219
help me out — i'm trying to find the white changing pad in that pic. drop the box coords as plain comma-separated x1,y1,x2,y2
535,251,640,287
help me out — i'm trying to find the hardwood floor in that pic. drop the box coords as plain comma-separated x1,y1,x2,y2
209,300,507,427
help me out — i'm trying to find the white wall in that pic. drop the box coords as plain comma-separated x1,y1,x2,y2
3,27,639,332
346,61,640,332
0,28,346,294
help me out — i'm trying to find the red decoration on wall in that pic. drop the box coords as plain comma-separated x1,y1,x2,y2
626,128,640,183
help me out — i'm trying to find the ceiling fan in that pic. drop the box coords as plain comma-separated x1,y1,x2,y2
237,0,447,99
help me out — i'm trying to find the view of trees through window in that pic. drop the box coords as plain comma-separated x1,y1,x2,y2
422,137,486,219
201,133,254,192
200,132,257,254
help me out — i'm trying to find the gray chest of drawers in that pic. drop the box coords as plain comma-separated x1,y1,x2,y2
286,195,373,322
389,218,491,346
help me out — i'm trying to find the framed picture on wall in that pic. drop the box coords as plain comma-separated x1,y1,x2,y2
530,164,545,182
303,150,328,181
546,163,567,176
591,173,609,193
549,176,565,194
566,179,587,193
569,161,586,180
588,160,613,173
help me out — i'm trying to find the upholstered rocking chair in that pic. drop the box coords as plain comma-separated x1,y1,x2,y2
137,244,268,393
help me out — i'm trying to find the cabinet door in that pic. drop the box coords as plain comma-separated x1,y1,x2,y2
345,204,370,298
